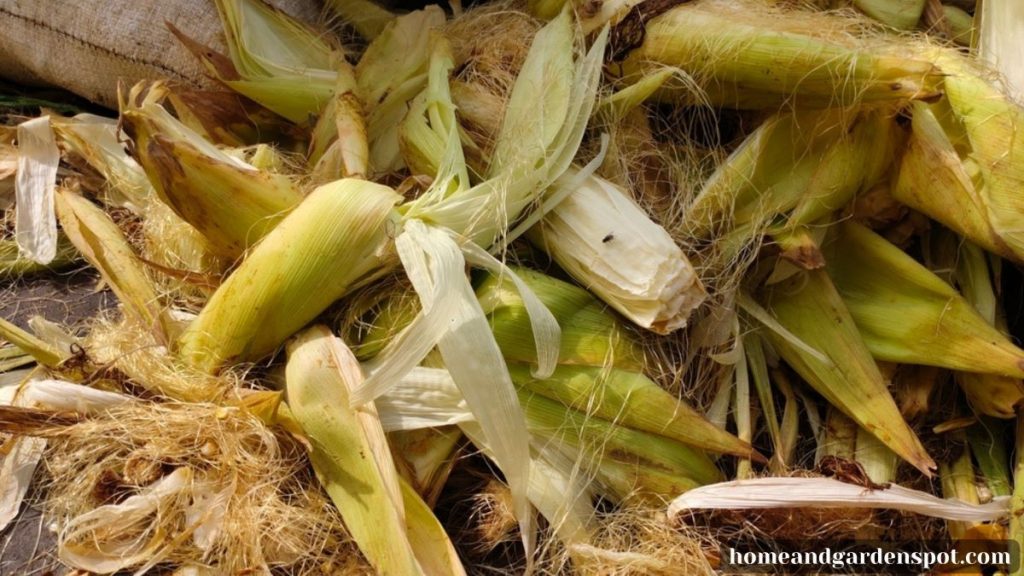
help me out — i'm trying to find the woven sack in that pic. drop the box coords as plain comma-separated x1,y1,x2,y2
0,0,322,109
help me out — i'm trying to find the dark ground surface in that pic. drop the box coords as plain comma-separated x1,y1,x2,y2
1,267,114,576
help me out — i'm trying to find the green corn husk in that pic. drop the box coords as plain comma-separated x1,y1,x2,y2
179,0,343,123
943,6,974,46
508,363,759,460
177,179,401,372
520,391,724,489
476,268,646,370
687,109,896,245
854,0,926,29
758,268,936,475
939,433,979,541
826,221,1024,378
285,326,464,575
893,49,1024,263
967,417,1012,498
120,84,303,261
817,407,858,462
0,317,67,369
1,235,78,277
615,1,939,109
855,424,899,485
949,238,1024,418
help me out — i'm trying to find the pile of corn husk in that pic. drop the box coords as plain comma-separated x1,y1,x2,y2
2,0,1023,573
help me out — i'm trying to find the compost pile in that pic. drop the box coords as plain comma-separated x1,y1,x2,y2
0,0,1021,574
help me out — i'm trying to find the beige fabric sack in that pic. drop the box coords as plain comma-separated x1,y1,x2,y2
0,0,322,109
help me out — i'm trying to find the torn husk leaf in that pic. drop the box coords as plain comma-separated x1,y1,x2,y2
120,83,303,261
286,326,451,575
826,221,1024,379
669,477,1008,522
308,63,368,182
758,267,936,476
323,0,395,40
15,115,60,265
177,178,401,372
55,189,176,346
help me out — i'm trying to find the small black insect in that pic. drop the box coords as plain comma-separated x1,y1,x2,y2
602,233,614,243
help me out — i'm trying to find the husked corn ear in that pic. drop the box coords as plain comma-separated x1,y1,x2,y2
615,1,939,109
760,268,935,476
508,363,759,460
527,170,706,334
476,268,646,370
826,221,1024,379
120,84,303,261
177,179,401,372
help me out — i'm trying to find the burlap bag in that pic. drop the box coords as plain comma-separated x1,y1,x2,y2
0,0,322,109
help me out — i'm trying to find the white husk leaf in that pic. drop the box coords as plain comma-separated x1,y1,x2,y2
15,116,60,264
184,477,235,551
668,477,1010,522
394,220,535,560
979,0,1024,100
0,377,130,531
59,467,194,574
376,367,472,431
529,169,705,334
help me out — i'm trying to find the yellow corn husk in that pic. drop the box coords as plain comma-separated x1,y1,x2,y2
0,317,66,369
286,326,463,575
759,268,935,476
615,1,939,109
853,0,926,29
357,7,445,174
826,221,1024,378
939,434,979,541
177,179,401,372
688,108,896,244
181,0,342,123
308,64,368,182
817,406,857,462
163,89,298,148
1,235,78,277
324,0,395,40
55,189,175,345
894,49,1024,263
398,35,460,181
947,238,1024,419
120,83,303,261
520,391,724,489
527,170,706,334
390,427,463,505
855,424,899,485
403,9,607,250
508,363,758,460
475,267,646,370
